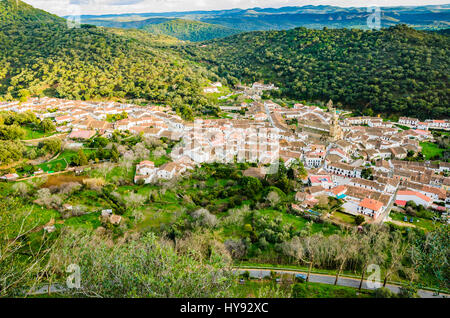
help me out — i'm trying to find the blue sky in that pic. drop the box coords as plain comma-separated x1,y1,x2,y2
23,0,450,16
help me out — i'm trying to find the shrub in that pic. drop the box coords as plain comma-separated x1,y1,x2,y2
355,215,365,225
191,208,217,228
373,287,397,298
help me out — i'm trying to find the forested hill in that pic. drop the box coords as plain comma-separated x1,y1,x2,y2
0,0,62,24
142,19,241,42
0,1,217,120
184,25,450,119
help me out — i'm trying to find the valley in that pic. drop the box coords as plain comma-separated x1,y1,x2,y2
0,0,448,301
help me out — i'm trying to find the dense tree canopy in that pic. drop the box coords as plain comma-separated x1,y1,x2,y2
0,1,218,119
184,25,449,119
143,19,241,42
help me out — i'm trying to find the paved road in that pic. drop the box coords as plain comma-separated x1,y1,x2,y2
236,268,447,298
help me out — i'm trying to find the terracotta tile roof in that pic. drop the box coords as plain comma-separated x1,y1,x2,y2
359,198,383,211
397,190,432,202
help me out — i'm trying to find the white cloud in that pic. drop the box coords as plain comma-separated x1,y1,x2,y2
23,0,450,16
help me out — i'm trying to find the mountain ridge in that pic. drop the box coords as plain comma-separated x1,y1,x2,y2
74,4,450,31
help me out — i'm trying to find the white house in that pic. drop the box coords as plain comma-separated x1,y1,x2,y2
399,117,419,127
395,190,432,208
309,175,334,189
134,160,157,184
357,198,384,219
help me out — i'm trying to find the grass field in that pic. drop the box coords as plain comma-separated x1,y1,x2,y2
203,85,232,103
63,212,102,230
2,200,60,237
389,211,438,232
258,209,339,236
420,142,445,160
38,149,95,172
22,126,56,140
331,211,356,225
149,153,171,167
232,280,291,298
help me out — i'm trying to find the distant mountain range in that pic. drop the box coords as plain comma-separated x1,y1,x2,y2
74,4,450,41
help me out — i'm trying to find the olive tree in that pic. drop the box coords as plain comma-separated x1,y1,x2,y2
49,230,236,298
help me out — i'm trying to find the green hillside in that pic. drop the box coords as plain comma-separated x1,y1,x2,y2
143,19,242,42
0,0,62,23
185,25,450,119
0,1,217,119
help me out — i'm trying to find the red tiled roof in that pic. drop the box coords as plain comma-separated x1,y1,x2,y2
309,175,332,184
68,130,95,139
359,198,383,211
397,190,432,202
331,185,347,196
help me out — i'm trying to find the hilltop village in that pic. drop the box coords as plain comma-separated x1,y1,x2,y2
1,82,449,226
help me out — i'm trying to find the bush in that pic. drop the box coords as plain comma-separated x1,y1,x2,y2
373,287,397,298
224,239,247,259
191,208,217,228
292,283,358,298
355,215,365,225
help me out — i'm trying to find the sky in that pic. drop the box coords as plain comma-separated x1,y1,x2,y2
22,0,450,16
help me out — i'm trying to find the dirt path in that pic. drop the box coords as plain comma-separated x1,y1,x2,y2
388,219,416,228
22,133,67,146
15,169,73,182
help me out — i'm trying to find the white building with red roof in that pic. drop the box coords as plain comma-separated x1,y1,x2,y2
395,190,432,208
0,173,19,181
357,198,384,218
309,175,334,189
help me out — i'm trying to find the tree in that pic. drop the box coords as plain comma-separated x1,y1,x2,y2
240,176,262,199
191,208,217,228
373,287,396,298
333,232,359,285
354,215,365,225
97,162,114,179
383,231,408,287
280,234,324,283
0,198,57,297
39,119,55,133
38,138,61,154
110,144,120,163
356,225,388,290
45,229,237,298
303,234,325,282
326,99,333,110
11,182,30,196
412,225,449,293
361,168,373,180
224,239,246,259
74,149,88,166
267,191,280,207
125,192,146,210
